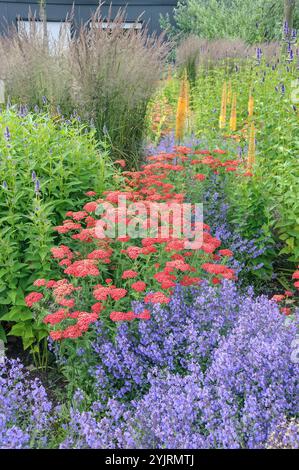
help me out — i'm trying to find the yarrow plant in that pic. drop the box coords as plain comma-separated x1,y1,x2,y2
27,146,253,341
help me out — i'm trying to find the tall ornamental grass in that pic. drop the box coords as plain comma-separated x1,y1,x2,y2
0,19,72,113
176,36,280,73
0,8,168,166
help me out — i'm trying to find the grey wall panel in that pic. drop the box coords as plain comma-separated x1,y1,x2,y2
0,1,176,34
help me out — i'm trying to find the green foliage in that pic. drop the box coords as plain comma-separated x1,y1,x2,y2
0,109,113,347
188,51,299,267
161,0,299,43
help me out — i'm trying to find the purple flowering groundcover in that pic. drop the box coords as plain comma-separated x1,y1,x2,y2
1,282,298,449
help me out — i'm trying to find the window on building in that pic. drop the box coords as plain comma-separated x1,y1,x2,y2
92,21,143,31
16,19,71,50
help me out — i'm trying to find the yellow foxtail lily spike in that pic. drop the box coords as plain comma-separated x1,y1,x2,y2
175,75,188,142
248,94,254,118
230,93,237,132
247,122,256,169
227,80,232,105
219,82,227,129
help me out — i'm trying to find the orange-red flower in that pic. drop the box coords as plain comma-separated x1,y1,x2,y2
131,281,147,292
25,292,43,307
64,259,99,277
144,292,170,304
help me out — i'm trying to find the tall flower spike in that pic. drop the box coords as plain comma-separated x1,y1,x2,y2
183,71,191,130
227,80,232,105
230,93,237,132
247,122,256,169
248,94,254,119
175,74,188,142
219,82,227,129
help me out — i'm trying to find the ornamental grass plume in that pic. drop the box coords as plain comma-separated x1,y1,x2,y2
70,7,168,165
0,15,72,113
247,122,256,169
229,92,237,132
219,82,227,129
175,73,189,141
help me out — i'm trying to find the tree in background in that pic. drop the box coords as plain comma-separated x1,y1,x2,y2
284,0,296,37
161,0,298,43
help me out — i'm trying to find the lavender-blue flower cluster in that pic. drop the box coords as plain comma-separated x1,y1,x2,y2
0,359,54,448
90,282,241,401
2,283,298,448
202,174,274,283
59,282,298,449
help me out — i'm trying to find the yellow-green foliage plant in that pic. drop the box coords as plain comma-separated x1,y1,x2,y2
191,44,299,265
0,109,117,345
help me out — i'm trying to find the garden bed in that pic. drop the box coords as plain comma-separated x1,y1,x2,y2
0,14,298,449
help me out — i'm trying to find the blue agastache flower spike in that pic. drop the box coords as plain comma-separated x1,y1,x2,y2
4,126,10,141
34,179,40,194
256,47,262,63
284,21,289,37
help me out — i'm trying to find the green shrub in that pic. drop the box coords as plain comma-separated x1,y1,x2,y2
161,0,299,44
0,108,113,342
183,48,298,270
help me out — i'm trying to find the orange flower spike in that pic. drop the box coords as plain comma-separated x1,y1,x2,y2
227,80,232,105
219,82,227,130
175,74,188,142
247,122,256,170
230,92,237,132
248,94,254,119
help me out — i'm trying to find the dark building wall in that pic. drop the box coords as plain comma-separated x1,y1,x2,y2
0,0,177,34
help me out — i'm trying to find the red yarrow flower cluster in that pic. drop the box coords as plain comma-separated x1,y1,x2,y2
25,292,44,307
